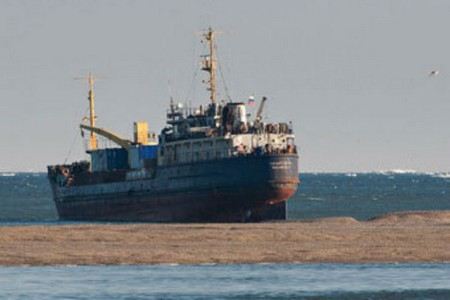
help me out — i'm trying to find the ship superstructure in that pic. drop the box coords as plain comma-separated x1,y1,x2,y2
47,28,299,222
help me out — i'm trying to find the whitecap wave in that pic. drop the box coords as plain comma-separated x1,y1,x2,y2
378,169,418,175
363,170,450,178
431,172,450,179
0,172,16,177
306,197,324,202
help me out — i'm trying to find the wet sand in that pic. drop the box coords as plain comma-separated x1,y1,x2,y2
1,211,450,266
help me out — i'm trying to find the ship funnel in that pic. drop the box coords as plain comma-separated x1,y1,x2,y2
223,103,248,133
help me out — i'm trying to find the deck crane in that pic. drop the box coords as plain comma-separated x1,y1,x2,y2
255,96,267,123
80,124,133,150
77,73,135,151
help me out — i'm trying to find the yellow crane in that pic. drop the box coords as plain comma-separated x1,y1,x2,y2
78,72,156,162
80,124,133,150
78,73,135,151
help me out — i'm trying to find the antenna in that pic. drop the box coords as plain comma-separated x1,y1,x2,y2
167,79,173,97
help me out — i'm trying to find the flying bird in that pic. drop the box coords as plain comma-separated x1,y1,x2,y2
429,70,440,77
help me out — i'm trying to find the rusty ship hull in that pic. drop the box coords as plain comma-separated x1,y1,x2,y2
49,154,299,222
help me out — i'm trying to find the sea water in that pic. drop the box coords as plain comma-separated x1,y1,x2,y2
1,172,450,222
1,172,450,299
1,263,450,299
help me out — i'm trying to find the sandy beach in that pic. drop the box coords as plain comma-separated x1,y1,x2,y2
1,211,449,266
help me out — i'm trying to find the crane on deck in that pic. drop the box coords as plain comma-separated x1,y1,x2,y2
255,96,267,123
78,73,149,152
80,124,133,150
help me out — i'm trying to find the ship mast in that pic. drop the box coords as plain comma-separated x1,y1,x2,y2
87,73,98,150
202,27,217,105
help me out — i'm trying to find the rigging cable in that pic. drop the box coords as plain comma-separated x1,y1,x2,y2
215,44,232,103
184,36,199,105
64,107,89,164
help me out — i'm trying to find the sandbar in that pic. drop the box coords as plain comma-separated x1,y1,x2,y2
1,211,449,266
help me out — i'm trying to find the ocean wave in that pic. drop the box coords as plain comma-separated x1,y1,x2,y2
378,169,418,175
0,173,16,177
358,170,450,177
431,172,450,179
345,173,358,177
376,170,450,178
306,197,325,202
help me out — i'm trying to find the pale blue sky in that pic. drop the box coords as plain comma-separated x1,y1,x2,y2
1,0,449,172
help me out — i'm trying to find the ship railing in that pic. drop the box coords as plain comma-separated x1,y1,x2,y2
161,143,297,166
233,144,297,157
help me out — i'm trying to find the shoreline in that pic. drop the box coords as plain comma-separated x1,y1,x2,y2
5,262,450,268
1,211,449,266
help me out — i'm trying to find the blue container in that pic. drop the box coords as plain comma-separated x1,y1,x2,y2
139,145,158,160
106,148,128,170
91,150,108,172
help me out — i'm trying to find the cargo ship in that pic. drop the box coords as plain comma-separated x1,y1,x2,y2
47,28,299,222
